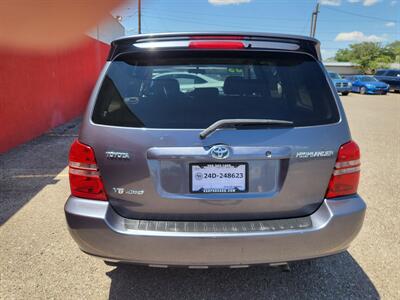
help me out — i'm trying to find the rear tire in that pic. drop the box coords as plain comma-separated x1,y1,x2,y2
360,87,367,95
104,260,119,266
341,92,349,96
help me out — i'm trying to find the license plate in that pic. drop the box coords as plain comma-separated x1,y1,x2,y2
190,163,248,193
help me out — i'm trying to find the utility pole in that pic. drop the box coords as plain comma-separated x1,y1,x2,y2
310,3,320,38
309,10,315,37
138,0,141,34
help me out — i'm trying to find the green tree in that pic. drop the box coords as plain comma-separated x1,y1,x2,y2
386,41,400,63
335,48,352,62
334,41,397,74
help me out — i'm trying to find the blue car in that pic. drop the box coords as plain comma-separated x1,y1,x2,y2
328,72,352,95
375,69,400,93
347,75,389,95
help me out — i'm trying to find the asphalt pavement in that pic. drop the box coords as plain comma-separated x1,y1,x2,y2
0,93,399,299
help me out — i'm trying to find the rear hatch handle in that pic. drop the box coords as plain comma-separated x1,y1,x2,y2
199,119,294,139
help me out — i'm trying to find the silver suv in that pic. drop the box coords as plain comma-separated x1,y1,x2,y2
65,33,366,267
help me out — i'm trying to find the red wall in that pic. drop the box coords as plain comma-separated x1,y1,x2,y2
0,36,109,153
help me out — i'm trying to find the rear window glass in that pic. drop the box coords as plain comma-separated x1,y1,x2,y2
375,70,386,76
92,51,339,128
387,70,400,77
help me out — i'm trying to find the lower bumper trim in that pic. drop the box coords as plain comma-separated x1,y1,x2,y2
124,215,312,236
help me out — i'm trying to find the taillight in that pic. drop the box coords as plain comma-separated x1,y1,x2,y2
68,140,107,200
188,41,245,49
325,141,360,199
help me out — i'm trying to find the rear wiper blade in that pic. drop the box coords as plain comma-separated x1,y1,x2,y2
199,119,294,139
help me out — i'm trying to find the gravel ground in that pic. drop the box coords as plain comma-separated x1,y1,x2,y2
0,93,399,299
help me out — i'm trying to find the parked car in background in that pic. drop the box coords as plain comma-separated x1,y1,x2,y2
346,75,389,95
153,72,223,92
328,72,351,96
374,69,400,93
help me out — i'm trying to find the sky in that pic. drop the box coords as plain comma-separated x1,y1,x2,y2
112,0,399,60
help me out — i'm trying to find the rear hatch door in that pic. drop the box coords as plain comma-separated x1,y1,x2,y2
82,50,349,221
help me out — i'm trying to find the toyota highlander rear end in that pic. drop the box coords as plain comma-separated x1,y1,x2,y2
65,33,366,267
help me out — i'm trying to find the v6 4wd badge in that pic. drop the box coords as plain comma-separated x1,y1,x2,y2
112,188,144,195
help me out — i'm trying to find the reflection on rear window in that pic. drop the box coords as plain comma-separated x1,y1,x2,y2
92,51,339,128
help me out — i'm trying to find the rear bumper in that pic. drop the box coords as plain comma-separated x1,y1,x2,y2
367,87,389,94
65,195,366,266
367,91,388,94
336,87,351,93
387,83,400,90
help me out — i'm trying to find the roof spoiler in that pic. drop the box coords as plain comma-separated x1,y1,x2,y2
107,32,321,61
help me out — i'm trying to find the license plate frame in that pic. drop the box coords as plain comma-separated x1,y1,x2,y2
189,162,248,194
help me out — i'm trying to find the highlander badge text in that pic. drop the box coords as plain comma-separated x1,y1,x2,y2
296,150,334,159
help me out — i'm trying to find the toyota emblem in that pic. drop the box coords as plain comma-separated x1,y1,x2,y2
210,145,230,160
